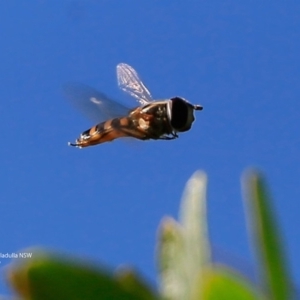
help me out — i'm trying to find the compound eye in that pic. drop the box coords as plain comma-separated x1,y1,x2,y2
170,97,195,132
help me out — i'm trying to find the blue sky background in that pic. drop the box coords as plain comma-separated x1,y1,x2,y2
1,1,300,295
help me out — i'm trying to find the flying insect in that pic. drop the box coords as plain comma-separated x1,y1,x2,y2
64,63,203,148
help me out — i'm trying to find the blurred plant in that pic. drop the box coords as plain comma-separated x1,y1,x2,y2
5,171,294,299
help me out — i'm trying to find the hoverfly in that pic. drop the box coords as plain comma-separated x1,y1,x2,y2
64,63,203,148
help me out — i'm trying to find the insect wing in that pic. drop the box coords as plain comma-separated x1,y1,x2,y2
117,63,153,105
63,82,130,123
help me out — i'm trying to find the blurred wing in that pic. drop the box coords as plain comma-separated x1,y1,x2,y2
117,63,153,105
63,82,130,124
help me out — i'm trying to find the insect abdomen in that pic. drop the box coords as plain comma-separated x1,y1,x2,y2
69,117,148,148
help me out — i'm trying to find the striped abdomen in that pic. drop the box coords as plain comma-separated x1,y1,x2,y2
69,117,148,148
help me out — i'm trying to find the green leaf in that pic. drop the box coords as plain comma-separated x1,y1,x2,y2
7,250,157,300
115,267,159,300
195,265,263,300
157,217,186,300
243,171,293,300
157,171,210,300
179,171,210,295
